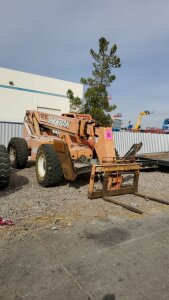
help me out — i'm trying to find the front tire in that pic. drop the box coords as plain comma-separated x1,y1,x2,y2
0,145,10,189
8,137,29,169
36,144,63,187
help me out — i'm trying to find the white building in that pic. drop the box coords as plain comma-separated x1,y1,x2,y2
0,67,83,145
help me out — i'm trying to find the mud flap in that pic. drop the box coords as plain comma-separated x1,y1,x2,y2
53,140,77,181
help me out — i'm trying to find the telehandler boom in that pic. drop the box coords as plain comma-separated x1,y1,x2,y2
8,110,169,213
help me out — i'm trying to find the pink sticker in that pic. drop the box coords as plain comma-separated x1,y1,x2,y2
105,129,112,140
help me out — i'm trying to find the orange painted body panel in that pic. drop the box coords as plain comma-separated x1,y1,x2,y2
23,110,116,163
94,127,116,163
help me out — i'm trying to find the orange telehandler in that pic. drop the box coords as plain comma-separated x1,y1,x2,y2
8,110,169,213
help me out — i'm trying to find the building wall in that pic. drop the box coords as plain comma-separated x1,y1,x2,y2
0,67,83,122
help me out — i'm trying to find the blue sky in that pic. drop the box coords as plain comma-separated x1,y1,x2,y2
0,0,169,128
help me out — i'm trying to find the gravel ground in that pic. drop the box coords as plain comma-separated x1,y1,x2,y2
0,163,169,239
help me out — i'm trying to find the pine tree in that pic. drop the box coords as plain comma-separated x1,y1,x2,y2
67,37,121,126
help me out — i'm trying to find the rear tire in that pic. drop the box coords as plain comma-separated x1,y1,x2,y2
0,145,10,189
36,144,63,187
8,137,29,169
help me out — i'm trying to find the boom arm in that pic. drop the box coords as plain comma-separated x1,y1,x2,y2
134,111,151,131
25,110,94,136
24,110,116,164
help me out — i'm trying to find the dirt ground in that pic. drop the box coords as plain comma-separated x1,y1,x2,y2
0,164,169,239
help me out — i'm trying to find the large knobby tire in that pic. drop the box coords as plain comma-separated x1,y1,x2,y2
0,145,10,189
8,137,29,169
36,144,63,187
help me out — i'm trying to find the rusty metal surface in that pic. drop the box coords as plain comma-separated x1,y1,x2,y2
94,163,140,172
88,162,140,200
102,190,169,215
135,192,169,205
103,197,144,214
88,186,135,199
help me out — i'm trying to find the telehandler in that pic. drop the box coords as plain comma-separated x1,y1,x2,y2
8,110,169,213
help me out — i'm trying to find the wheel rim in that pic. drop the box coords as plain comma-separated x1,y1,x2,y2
38,153,46,178
9,147,16,165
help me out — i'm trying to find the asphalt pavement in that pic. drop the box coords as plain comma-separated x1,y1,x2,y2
1,213,169,300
